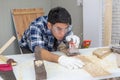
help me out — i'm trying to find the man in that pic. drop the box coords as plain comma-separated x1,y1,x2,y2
19,7,84,69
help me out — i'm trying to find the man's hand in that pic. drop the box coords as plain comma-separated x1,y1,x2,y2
58,56,84,69
66,35,80,48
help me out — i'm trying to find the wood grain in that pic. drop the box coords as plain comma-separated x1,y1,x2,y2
12,8,44,40
75,55,111,77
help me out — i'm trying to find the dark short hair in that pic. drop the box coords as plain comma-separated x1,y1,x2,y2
48,7,71,25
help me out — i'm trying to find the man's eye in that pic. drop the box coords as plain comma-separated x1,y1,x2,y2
57,27,62,30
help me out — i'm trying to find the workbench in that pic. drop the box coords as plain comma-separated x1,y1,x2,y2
2,48,120,80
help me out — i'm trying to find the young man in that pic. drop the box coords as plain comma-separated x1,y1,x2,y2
19,7,84,69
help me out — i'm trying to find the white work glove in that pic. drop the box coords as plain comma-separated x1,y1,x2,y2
66,34,80,48
58,56,84,69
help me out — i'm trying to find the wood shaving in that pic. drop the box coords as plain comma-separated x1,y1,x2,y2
35,60,43,67
83,62,110,77
75,55,111,77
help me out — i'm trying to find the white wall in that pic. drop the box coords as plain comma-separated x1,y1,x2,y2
83,0,103,47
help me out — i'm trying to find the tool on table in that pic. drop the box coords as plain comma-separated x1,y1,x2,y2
110,42,120,67
110,40,120,54
68,38,75,48
0,36,17,66
66,34,80,48
111,46,120,54
0,64,16,80
0,55,17,66
34,52,47,80
0,36,17,80
65,35,81,56
67,38,80,56
58,40,79,56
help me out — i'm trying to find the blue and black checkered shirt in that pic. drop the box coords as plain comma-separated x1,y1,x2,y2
19,16,73,52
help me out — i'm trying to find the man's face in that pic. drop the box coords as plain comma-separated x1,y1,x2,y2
48,23,69,40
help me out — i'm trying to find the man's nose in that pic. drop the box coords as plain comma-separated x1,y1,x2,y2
60,30,66,36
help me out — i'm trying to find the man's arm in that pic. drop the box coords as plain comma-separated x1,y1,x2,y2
34,46,60,63
34,46,84,69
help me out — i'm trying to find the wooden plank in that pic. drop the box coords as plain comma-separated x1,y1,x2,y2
34,60,47,80
34,53,47,80
12,8,44,40
0,70,16,80
12,8,44,15
0,36,16,54
103,0,112,46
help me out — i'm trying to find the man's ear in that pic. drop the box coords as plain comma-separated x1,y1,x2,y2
47,22,52,30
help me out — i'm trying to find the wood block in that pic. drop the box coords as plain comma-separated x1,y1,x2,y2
34,53,47,80
93,48,112,59
34,60,47,80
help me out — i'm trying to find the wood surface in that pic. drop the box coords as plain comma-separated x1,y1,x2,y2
75,55,111,77
93,48,111,59
103,0,112,46
34,53,47,80
0,70,16,80
12,8,44,40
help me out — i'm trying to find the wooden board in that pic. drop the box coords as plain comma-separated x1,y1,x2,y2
34,60,47,80
93,48,111,59
34,53,47,80
0,64,16,80
0,70,16,80
103,0,112,46
0,36,16,54
12,8,44,41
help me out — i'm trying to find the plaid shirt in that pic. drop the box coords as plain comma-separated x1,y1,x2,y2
19,16,73,52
